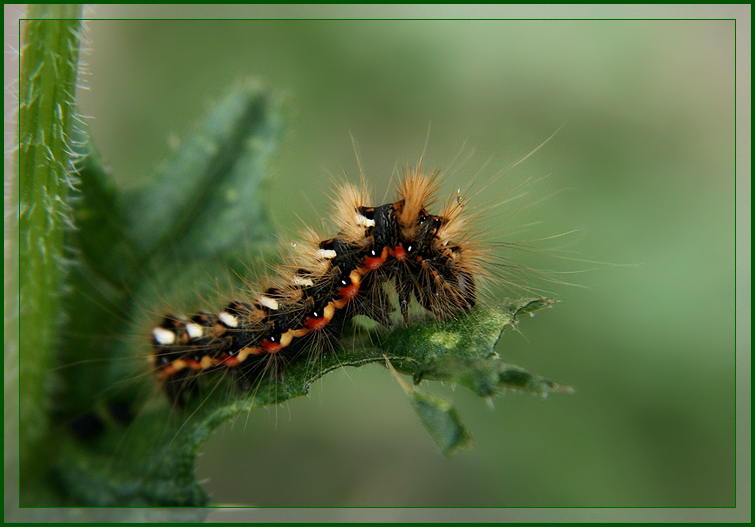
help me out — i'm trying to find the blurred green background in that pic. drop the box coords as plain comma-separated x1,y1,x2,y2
77,14,735,508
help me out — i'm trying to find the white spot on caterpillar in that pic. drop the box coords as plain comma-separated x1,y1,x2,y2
257,295,279,311
152,327,176,345
218,311,239,327
292,275,314,287
185,323,204,339
316,249,337,259
355,213,375,228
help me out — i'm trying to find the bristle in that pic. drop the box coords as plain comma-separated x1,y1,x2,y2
330,181,373,247
279,226,331,279
436,193,467,246
150,164,487,405
395,167,441,237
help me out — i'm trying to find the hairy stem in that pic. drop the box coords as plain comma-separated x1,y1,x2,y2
17,4,83,494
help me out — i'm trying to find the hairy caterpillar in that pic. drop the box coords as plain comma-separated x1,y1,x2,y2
151,164,485,407
51,127,584,510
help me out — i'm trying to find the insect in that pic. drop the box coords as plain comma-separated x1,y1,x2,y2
150,164,487,407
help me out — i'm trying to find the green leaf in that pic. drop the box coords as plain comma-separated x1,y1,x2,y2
124,78,280,262
408,391,473,457
404,299,575,398
53,299,569,506
69,123,134,285
17,4,83,495
386,357,472,457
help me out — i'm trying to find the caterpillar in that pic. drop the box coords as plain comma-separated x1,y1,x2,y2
150,165,485,407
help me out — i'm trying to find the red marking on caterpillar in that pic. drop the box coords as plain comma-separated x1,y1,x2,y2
150,166,485,408
391,245,408,261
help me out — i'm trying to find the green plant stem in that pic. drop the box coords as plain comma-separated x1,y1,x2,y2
18,4,83,493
